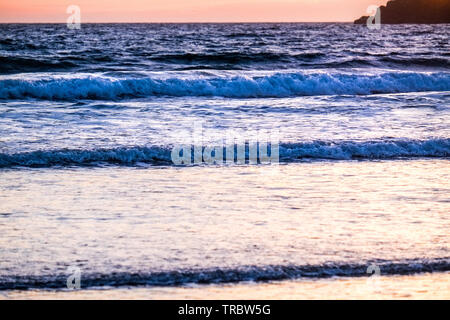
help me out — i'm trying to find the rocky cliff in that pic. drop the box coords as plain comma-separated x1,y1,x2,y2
354,0,450,24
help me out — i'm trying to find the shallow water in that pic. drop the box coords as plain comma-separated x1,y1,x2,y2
0,161,448,290
3,272,449,300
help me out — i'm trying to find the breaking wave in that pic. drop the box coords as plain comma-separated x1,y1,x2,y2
0,71,449,100
278,138,450,160
0,139,448,168
0,258,448,290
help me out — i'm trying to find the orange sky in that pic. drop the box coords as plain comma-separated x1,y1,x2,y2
0,0,388,23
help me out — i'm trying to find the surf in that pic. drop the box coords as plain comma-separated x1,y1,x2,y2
0,138,448,168
1,70,449,100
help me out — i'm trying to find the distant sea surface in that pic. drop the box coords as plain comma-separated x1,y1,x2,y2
0,24,449,299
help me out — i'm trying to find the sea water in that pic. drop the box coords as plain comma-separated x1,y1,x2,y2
0,23,448,299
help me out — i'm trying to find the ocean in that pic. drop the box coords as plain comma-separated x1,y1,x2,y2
0,23,449,299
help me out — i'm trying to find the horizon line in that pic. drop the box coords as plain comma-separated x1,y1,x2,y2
0,21,355,24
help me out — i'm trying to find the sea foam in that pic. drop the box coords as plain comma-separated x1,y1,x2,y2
1,139,448,168
1,257,448,290
0,71,449,100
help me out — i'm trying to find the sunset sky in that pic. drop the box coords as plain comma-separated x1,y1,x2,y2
0,0,388,23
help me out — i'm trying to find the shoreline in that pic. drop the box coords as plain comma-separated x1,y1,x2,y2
2,272,449,300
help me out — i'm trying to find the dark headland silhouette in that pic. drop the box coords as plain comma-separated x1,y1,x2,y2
354,0,450,24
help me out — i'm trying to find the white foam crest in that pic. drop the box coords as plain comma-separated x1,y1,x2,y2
0,139,448,168
0,71,449,100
